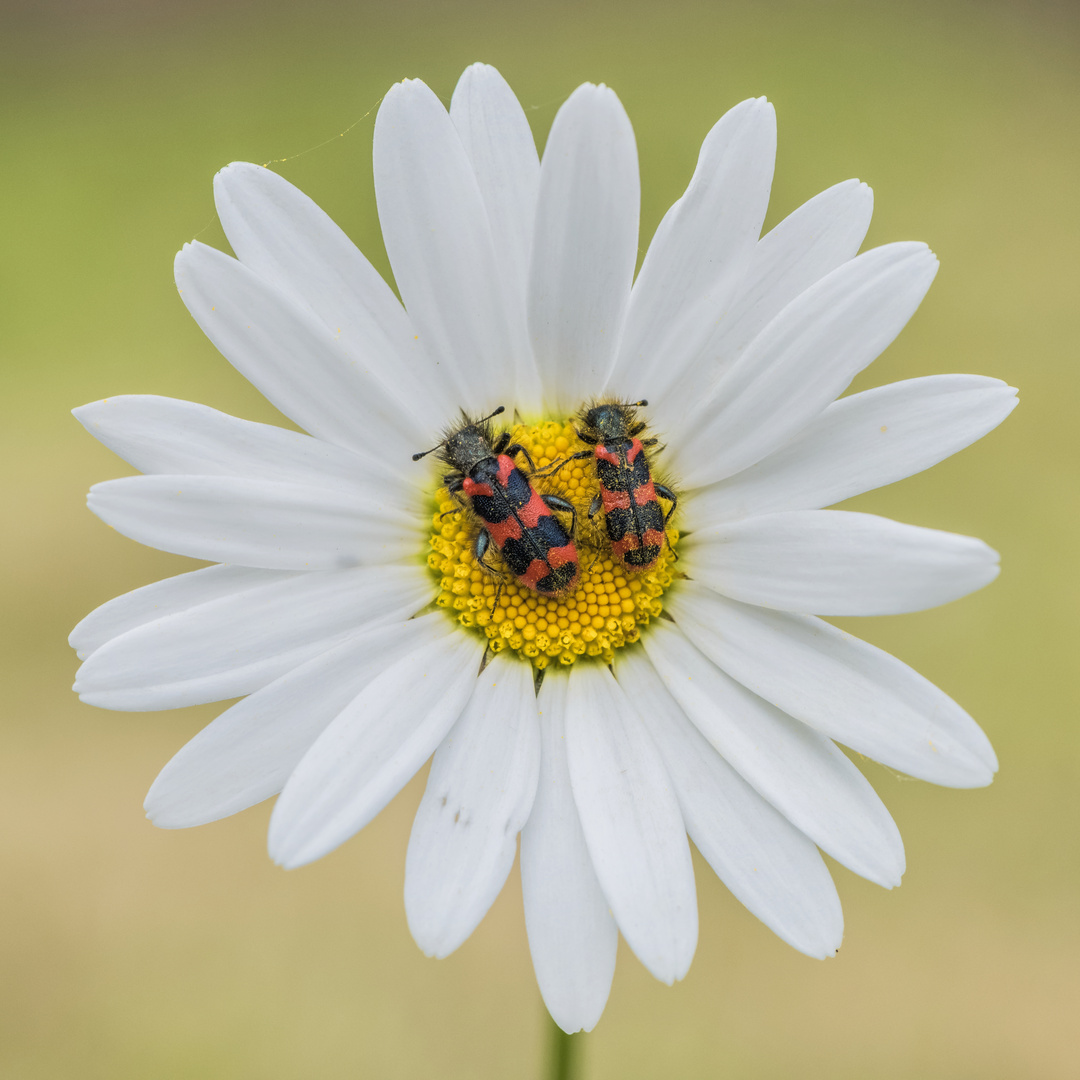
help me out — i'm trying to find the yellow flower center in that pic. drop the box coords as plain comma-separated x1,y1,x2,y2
425,417,679,669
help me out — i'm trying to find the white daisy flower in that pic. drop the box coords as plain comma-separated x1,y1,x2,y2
70,63,1016,1033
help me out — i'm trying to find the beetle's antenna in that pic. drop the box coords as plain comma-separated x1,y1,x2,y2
474,405,507,425
411,405,506,460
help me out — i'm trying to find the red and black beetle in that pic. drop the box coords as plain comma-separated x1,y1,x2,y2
413,408,581,597
563,400,677,573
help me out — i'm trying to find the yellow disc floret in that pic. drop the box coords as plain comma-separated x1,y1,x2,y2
425,417,679,670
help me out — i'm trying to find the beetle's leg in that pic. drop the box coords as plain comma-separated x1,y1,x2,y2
472,531,510,604
588,493,603,519
503,442,537,474
654,483,679,560
655,484,678,523
438,476,469,519
474,528,498,574
535,448,592,478
542,493,578,538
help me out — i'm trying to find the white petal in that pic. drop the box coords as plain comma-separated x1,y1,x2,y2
702,178,874,371
373,78,520,408
174,241,426,469
520,670,617,1034
529,83,639,414
684,375,1019,524
668,584,997,787
70,564,291,660
405,653,540,958
566,663,698,984
87,474,425,571
671,242,939,488
683,509,1000,615
450,63,543,406
74,396,398,496
268,628,486,868
144,615,449,828
74,564,431,710
642,619,905,888
212,162,450,433
608,98,775,402
614,649,843,958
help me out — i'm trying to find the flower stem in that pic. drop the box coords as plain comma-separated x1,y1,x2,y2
547,1014,580,1080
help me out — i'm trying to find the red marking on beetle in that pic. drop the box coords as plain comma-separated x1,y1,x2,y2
462,478,494,499
611,531,662,569
633,480,657,505
517,489,549,529
602,489,632,512
520,557,549,591
518,546,580,596
486,515,523,545
547,542,577,569
625,438,644,463
495,455,516,486
595,446,621,467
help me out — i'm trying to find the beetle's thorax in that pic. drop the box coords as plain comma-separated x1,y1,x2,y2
467,454,505,485
582,403,634,444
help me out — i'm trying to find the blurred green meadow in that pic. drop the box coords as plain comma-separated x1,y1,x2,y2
1,0,1078,1075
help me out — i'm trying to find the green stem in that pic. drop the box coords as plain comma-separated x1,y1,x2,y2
547,1014,580,1080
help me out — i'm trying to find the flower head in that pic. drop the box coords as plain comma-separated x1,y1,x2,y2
71,63,1016,1032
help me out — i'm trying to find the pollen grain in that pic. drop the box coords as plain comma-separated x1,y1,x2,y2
425,418,679,670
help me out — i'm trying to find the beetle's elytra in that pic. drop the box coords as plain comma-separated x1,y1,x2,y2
413,408,580,597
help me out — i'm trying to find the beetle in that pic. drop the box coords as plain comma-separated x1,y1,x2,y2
413,407,581,597
562,399,677,572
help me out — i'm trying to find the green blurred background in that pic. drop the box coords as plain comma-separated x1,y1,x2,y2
1,0,1077,1075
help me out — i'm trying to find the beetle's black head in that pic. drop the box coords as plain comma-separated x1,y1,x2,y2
577,399,647,445
412,406,506,473
440,417,498,475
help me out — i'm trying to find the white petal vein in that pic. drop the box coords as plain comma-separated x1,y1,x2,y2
145,616,450,828
642,619,906,888
668,584,997,787
269,628,486,868
405,653,540,958
74,564,431,710
684,374,1018,524
683,509,1000,615
521,671,617,1033
614,649,844,958
566,662,698,984
529,83,639,414
87,474,425,571
670,242,939,488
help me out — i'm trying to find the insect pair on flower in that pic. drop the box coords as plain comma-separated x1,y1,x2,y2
413,400,678,599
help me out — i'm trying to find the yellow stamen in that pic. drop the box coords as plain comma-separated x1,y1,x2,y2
425,418,679,670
